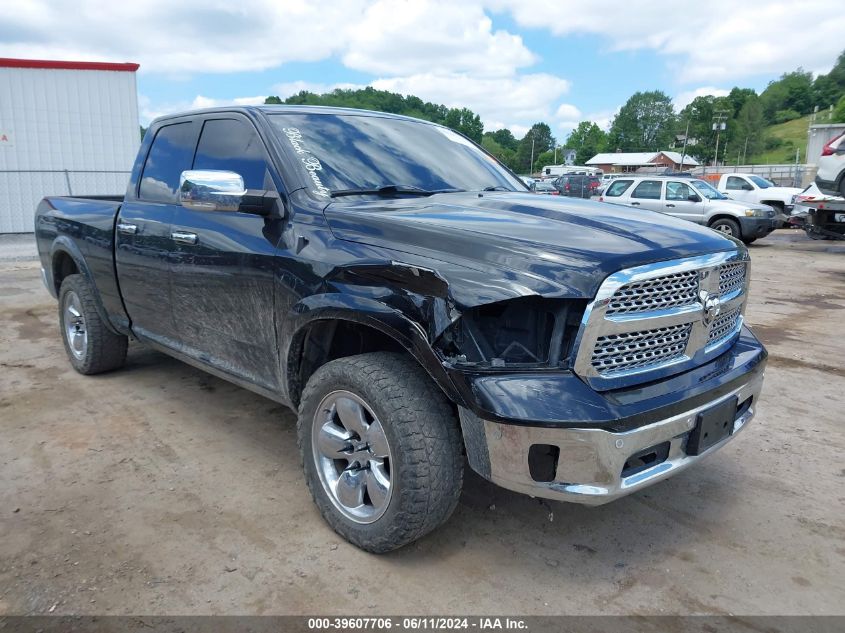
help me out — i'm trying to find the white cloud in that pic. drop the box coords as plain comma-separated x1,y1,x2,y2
343,0,535,77
271,81,366,100
0,0,366,74
138,94,268,124
491,0,845,84
555,103,581,120
191,95,267,109
674,87,731,110
371,72,571,132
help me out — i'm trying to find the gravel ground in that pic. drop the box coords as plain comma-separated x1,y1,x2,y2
0,229,843,616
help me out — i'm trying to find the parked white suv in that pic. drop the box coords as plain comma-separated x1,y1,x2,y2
815,132,845,198
599,176,778,244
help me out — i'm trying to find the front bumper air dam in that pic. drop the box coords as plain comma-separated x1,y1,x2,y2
458,369,762,505
739,216,777,238
454,328,767,505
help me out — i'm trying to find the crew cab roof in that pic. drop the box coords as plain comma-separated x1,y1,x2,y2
149,104,440,127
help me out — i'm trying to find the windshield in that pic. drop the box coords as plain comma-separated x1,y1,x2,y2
749,175,773,189
534,182,555,190
268,113,525,198
691,179,727,200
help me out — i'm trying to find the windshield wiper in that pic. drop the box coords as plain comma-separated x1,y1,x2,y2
482,185,513,191
330,185,463,198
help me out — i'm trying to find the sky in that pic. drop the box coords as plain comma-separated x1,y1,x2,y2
2,0,844,139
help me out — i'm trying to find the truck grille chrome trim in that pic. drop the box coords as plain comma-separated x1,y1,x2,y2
573,251,750,390
707,306,742,347
717,262,747,296
592,323,692,374
605,270,699,315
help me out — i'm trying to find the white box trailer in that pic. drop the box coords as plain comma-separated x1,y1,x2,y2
0,58,140,233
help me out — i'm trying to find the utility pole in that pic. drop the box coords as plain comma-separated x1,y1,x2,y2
680,120,690,172
554,144,557,164
530,135,536,175
712,111,729,167
742,136,749,165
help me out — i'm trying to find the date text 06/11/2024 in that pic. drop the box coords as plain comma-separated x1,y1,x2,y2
306,617,528,630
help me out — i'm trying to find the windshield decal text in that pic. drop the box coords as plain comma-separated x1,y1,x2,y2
281,127,331,198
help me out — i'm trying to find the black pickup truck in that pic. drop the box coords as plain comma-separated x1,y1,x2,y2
35,106,767,552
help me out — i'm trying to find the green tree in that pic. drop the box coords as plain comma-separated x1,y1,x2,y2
565,121,607,163
813,49,845,110
515,123,555,173
833,95,845,123
488,128,519,152
444,107,483,143
678,95,734,164
481,135,516,169
264,95,283,105
727,87,757,116
734,94,766,161
760,70,814,120
607,90,675,152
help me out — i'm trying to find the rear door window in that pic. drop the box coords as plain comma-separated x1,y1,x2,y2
605,180,633,197
139,122,196,203
631,180,663,200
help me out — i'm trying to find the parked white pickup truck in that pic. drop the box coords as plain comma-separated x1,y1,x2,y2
716,173,802,216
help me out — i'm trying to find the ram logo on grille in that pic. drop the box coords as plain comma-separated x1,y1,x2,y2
573,253,749,389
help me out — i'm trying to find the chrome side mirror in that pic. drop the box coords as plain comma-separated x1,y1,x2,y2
179,170,246,212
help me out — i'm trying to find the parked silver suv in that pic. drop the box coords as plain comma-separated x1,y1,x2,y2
599,176,778,244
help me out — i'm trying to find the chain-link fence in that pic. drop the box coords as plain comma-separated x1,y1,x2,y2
692,164,814,188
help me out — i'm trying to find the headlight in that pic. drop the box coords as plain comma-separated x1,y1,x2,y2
435,297,587,369
744,209,766,217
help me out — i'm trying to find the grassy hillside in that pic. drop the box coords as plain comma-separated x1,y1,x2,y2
745,115,813,164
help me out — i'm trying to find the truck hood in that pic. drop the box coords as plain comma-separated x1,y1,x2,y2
323,192,739,304
763,186,803,198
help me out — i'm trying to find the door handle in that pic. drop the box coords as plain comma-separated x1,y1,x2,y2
171,231,198,245
117,222,137,235
666,203,676,207
630,202,640,206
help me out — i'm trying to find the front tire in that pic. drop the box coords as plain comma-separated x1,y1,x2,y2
297,352,463,553
58,274,128,374
710,217,741,240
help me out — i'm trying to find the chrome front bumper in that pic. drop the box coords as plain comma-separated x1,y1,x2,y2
459,370,763,505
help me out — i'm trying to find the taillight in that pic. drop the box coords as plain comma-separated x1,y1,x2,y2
565,183,570,191
821,133,844,156
551,191,559,195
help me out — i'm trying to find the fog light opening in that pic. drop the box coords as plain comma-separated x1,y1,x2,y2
621,441,671,478
528,444,560,483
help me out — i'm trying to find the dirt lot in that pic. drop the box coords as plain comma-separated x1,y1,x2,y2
1,230,844,616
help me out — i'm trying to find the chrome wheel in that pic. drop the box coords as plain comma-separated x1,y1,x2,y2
63,291,87,361
312,390,393,524
716,224,735,235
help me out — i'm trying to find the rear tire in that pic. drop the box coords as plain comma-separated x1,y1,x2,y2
58,274,128,375
297,352,463,553
710,218,742,240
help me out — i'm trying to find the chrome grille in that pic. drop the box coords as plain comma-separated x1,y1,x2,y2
606,270,699,315
708,307,742,346
718,262,746,296
573,252,750,389
591,323,692,374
